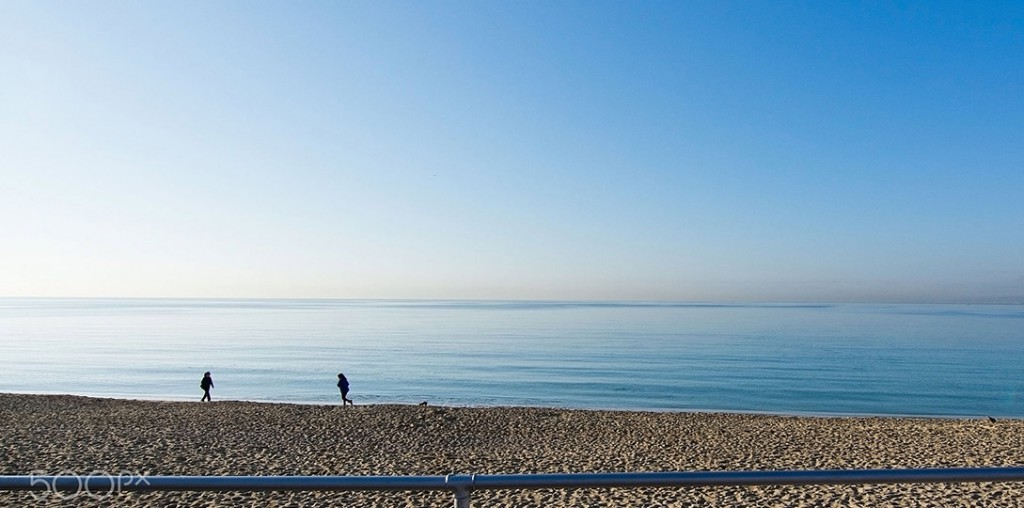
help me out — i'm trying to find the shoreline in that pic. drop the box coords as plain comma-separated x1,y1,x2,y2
1,390,1011,421
3,393,1024,507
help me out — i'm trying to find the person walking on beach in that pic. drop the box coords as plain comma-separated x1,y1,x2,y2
337,373,352,406
200,372,214,402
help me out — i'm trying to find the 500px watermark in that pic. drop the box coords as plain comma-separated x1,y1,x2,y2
28,470,150,500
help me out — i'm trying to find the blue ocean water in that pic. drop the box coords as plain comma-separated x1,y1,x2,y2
0,298,1022,417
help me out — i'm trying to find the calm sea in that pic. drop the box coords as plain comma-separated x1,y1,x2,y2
1,298,1022,418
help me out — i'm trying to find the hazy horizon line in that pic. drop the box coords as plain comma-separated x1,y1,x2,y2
2,295,1021,306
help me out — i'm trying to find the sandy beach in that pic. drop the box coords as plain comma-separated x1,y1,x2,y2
2,394,1023,507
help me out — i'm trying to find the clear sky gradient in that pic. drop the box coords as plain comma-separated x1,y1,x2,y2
2,1,1022,303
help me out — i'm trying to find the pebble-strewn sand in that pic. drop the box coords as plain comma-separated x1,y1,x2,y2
2,394,1023,507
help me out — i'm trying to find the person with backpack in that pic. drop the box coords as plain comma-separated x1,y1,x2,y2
200,372,214,402
337,373,352,406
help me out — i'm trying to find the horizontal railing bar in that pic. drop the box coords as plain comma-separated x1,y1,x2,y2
3,467,1024,493
473,467,1024,489
0,475,452,492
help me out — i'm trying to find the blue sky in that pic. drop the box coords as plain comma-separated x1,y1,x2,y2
2,1,1021,302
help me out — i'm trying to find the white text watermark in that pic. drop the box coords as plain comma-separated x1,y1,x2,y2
28,470,150,501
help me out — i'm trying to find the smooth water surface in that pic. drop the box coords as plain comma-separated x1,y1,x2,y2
1,299,1022,417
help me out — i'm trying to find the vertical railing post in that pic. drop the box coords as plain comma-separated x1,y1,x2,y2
452,485,471,508
446,474,473,508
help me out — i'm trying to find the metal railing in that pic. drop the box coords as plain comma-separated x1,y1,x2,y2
4,467,1024,507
